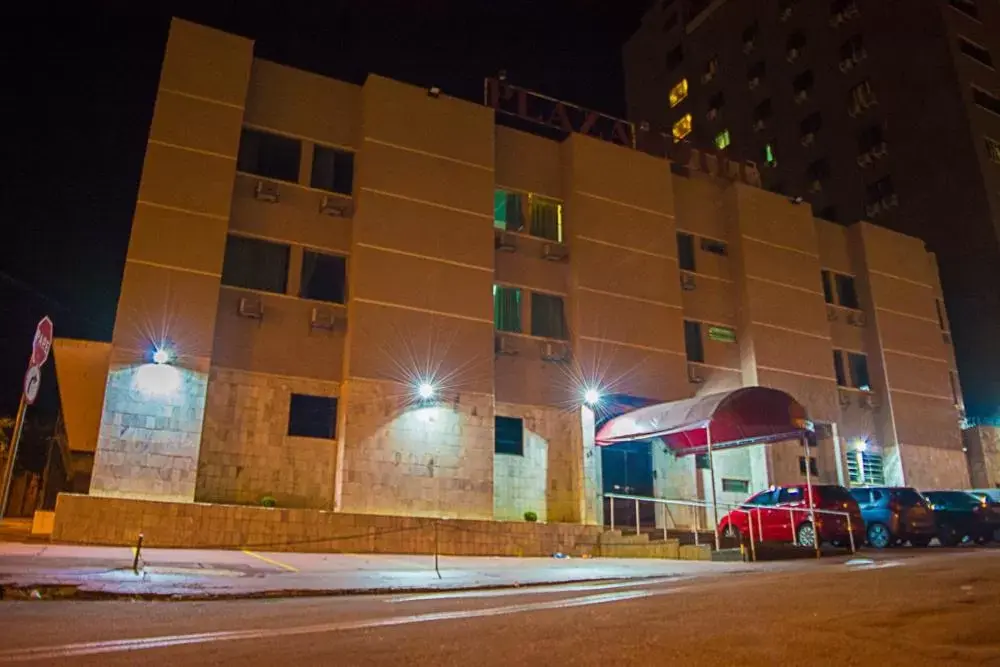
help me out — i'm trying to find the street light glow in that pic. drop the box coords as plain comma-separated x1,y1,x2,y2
417,382,436,400
152,347,172,365
584,388,601,405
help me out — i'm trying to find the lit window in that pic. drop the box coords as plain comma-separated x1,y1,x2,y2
493,285,522,333
673,114,693,142
669,79,689,108
986,137,1000,164
527,195,563,243
715,129,731,150
764,143,777,166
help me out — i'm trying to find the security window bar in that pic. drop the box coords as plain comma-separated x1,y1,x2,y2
684,320,704,363
495,416,524,456
221,235,290,295
310,146,354,195
237,128,301,183
300,251,347,303
848,450,885,485
493,285,522,334
288,395,337,439
531,293,567,340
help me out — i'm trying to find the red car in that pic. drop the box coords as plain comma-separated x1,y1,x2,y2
719,484,864,548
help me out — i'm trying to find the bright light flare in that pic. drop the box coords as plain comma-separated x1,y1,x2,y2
584,388,601,406
152,347,172,365
417,382,436,400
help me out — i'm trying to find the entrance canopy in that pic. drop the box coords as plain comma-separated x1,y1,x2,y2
594,387,809,456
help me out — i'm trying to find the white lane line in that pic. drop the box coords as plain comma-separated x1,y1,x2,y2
386,576,689,603
0,588,683,662
844,558,903,571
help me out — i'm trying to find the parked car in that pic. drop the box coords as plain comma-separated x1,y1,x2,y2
922,490,998,546
961,490,1000,542
718,484,863,548
848,486,936,548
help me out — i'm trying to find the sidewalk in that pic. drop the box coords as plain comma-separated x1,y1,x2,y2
0,540,753,600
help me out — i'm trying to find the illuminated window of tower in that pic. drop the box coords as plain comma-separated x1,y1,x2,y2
673,113,693,142
669,79,689,108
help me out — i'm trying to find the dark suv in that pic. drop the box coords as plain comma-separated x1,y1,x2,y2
849,487,936,548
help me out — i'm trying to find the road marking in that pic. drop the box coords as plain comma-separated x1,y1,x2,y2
240,550,299,572
386,577,688,603
844,558,902,571
0,589,679,662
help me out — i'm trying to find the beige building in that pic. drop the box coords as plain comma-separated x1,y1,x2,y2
56,18,971,531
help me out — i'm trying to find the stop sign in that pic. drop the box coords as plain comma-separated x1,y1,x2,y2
30,316,53,369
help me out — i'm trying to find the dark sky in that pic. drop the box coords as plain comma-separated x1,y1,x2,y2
0,0,649,418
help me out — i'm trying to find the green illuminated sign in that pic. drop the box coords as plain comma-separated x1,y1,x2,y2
708,326,737,343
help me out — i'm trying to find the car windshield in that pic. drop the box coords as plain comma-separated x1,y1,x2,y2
925,491,981,508
891,488,925,506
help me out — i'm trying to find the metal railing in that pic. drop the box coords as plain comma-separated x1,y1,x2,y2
604,492,856,561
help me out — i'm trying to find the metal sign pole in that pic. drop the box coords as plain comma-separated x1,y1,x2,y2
707,425,720,551
803,435,820,559
0,395,28,519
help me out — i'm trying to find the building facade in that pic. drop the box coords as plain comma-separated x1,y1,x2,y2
67,18,970,527
624,0,1000,428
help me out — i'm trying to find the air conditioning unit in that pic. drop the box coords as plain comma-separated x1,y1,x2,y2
707,108,719,121
809,180,823,193
680,273,697,291
787,48,800,63
254,180,280,203
794,89,809,104
309,306,340,331
881,193,899,209
839,59,855,73
752,119,765,132
870,142,888,158
540,340,570,363
237,295,264,319
838,388,852,407
801,132,815,147
779,7,792,21
495,333,518,356
319,195,350,217
856,152,874,168
494,229,518,252
701,71,715,84
748,77,760,90
865,202,882,218
829,12,844,27
848,310,867,327
827,305,839,322
687,363,705,384
943,331,952,345
542,242,569,262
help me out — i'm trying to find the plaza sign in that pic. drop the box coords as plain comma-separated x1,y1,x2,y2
485,78,635,148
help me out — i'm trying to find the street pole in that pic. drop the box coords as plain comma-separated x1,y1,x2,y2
707,424,720,551
803,435,820,559
0,396,28,519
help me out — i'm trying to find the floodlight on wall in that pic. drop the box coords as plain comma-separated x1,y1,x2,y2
417,382,436,401
152,347,173,365
428,86,441,98
852,437,868,452
584,387,602,406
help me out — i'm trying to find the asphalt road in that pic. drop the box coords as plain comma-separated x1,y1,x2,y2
1,548,998,666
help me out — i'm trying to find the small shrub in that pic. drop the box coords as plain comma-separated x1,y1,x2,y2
260,495,277,508
523,511,538,522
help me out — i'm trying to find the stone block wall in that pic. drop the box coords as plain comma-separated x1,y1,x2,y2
336,378,495,519
964,426,1000,488
90,363,207,502
51,494,603,557
901,442,971,489
195,367,340,509
493,403,551,522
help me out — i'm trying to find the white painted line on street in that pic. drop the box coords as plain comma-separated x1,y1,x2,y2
386,576,689,603
844,559,902,572
0,588,685,662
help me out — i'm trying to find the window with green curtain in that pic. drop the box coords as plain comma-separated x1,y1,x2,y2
528,196,562,242
531,292,567,339
494,190,525,231
493,285,522,333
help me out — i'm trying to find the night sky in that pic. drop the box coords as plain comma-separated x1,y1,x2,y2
0,1,648,418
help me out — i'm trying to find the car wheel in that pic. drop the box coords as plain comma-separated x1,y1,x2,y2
867,522,892,549
796,522,816,547
910,536,932,548
721,523,740,540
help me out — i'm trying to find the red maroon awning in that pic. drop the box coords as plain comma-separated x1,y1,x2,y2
594,387,809,456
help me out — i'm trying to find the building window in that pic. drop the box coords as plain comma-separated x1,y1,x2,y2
722,479,750,494
764,142,777,166
288,394,337,439
701,238,727,256
237,128,301,183
747,61,766,87
494,190,524,231
849,80,878,115
801,112,822,139
684,320,704,363
821,270,835,304
703,56,719,82
833,350,847,387
787,31,806,59
986,137,1000,164
666,45,684,72
806,158,831,187
847,352,871,390
836,273,859,308
310,146,354,195
531,292,567,340
528,195,563,242
948,0,979,19
669,79,689,108
858,124,885,154
742,22,759,52
677,232,696,271
840,35,866,64
974,87,1000,116
817,205,838,222
848,449,885,485
715,129,731,150
865,177,896,208
753,99,772,128
793,70,815,97
799,456,819,477
221,235,290,294
493,285,522,333
673,113,693,142
300,251,347,303
958,37,992,68
708,92,725,117
495,416,524,456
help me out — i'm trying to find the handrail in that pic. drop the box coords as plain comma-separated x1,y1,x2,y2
603,492,856,558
